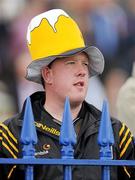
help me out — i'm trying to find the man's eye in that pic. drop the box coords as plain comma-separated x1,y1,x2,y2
83,63,89,66
66,61,75,64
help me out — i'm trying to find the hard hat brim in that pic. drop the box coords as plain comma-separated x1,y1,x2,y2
26,46,104,84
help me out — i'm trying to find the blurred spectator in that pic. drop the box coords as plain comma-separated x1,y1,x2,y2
14,51,43,111
0,81,15,122
0,22,18,112
116,0,135,78
116,63,135,135
88,0,132,116
90,0,128,58
104,68,127,116
0,0,25,21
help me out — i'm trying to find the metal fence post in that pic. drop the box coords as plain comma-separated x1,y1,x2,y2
59,97,77,180
98,100,114,180
20,97,38,180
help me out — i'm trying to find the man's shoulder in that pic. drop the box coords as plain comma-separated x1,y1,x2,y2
0,91,44,134
84,101,122,127
0,113,21,135
84,101,101,119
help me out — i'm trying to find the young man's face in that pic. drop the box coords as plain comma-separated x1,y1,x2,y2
43,52,90,106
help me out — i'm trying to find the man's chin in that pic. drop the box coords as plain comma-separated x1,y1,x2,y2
69,97,85,107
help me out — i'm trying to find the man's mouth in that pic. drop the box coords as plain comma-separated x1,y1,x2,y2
74,81,84,87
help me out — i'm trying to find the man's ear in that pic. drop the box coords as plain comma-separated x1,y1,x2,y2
41,67,52,84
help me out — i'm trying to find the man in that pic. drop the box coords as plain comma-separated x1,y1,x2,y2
0,9,135,179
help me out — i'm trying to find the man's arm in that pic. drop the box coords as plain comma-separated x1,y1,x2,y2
118,122,135,179
0,122,19,179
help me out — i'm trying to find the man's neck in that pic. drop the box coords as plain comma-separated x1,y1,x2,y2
44,99,82,122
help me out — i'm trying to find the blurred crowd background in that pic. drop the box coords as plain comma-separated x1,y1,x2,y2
0,0,135,122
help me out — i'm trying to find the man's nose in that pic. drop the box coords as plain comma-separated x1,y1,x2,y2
76,64,86,77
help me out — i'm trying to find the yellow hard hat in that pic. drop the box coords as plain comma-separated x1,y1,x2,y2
26,9,104,84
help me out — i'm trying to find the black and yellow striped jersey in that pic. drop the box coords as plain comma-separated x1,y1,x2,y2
0,91,135,179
